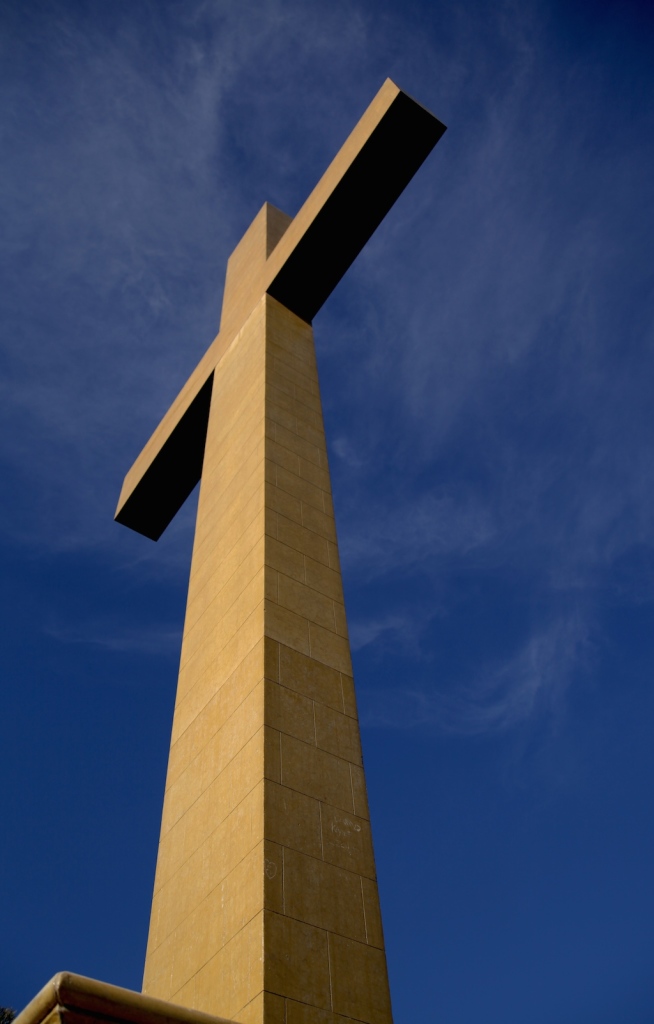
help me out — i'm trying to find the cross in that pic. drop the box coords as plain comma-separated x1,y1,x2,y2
115,79,445,1024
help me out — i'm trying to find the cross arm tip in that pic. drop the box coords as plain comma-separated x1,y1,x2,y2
114,373,214,542
266,78,447,323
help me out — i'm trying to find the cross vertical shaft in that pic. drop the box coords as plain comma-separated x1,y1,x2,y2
142,207,392,1024
116,79,446,1024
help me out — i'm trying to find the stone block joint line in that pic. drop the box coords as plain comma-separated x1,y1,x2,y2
109,78,446,1024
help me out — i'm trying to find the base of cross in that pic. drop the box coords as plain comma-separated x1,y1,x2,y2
15,975,233,1024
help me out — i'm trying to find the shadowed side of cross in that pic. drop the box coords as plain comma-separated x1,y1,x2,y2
115,78,446,540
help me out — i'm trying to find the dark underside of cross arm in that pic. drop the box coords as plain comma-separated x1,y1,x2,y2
114,374,214,541
266,90,446,324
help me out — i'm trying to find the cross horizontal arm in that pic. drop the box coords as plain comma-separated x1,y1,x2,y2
265,79,446,323
115,374,213,540
115,78,446,541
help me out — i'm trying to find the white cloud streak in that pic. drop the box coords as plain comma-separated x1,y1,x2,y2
359,611,592,735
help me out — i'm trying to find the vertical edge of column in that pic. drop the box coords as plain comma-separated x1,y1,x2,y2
260,294,394,1024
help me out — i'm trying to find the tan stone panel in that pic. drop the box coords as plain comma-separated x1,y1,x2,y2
202,467,265,531
276,514,330,566
320,805,376,879
328,934,393,1024
202,376,264,456
327,542,341,573
276,573,336,632
149,786,268,937
171,636,265,773
264,780,322,859
267,318,314,359
265,508,279,540
176,589,266,692
152,777,263,900
177,591,264,701
142,930,174,997
265,677,315,745
159,748,205,839
294,418,328,454
266,399,298,434
235,991,285,1024
167,902,212,997
271,347,318,393
349,764,370,821
266,384,323,432
300,503,337,543
200,412,264,496
297,453,330,489
208,373,262,429
191,497,265,601
308,623,352,676
183,599,264,702
197,682,266,794
195,442,264,544
183,534,266,638
264,724,282,784
263,839,284,914
273,423,324,469
264,636,280,682
271,360,319,400
314,704,362,766
265,479,303,525
148,840,210,952
189,510,264,604
192,911,264,1019
184,542,266,652
201,379,264,461
285,1002,352,1024
268,376,323,420
263,911,330,1010
265,367,295,401
320,489,334,518
292,381,323,417
304,556,344,603
203,780,265,892
203,841,264,953
361,877,385,949
265,566,279,604
203,361,264,446
340,674,358,720
180,566,265,673
160,726,264,840
194,432,265,534
278,645,343,711
176,630,264,745
273,465,326,515
332,602,348,639
280,734,353,813
265,535,306,585
269,340,314,379
283,848,367,943
269,334,317,372
265,601,311,657
267,437,301,476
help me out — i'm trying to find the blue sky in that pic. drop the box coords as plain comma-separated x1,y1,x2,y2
2,0,654,1021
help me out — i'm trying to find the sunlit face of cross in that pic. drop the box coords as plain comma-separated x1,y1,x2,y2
114,79,445,540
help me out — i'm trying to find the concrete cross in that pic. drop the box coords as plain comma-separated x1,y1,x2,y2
115,79,445,1024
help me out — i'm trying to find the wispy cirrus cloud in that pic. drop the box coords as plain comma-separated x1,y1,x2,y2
359,610,592,735
45,619,182,657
